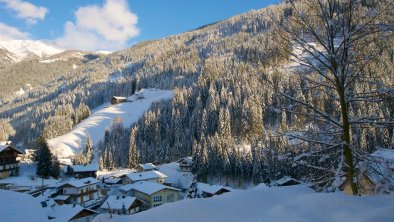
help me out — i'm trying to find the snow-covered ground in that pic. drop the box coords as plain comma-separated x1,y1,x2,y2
0,189,49,222
94,185,394,222
0,161,60,188
49,89,173,160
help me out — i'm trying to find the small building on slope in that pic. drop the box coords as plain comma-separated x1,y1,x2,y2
111,96,128,104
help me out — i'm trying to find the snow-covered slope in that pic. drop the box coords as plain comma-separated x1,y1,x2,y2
0,190,49,222
49,89,173,159
94,185,394,222
0,40,64,62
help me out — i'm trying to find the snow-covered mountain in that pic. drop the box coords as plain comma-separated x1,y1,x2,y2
0,40,65,63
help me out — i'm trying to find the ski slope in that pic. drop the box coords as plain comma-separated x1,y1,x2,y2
49,89,173,160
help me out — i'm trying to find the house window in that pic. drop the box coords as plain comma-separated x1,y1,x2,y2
153,195,162,202
153,203,162,207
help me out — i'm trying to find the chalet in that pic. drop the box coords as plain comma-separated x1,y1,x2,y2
119,181,180,210
197,183,231,198
51,205,97,222
177,157,193,172
137,163,157,172
57,177,100,204
121,170,167,185
69,163,99,179
341,148,394,195
111,96,128,104
274,176,301,187
99,195,144,215
0,141,23,179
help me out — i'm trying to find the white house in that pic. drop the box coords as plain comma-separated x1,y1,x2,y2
177,157,193,172
119,181,180,210
99,195,144,215
121,170,167,185
57,177,100,204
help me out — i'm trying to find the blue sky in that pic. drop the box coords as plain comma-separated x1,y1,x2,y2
0,0,279,51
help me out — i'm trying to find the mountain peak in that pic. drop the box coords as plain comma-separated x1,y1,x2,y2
0,40,65,62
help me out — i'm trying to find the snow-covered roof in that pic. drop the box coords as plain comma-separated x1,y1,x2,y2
275,176,301,186
0,189,49,222
197,183,231,195
126,170,167,181
120,181,180,195
103,177,122,184
112,96,127,100
177,157,193,164
0,141,23,154
72,163,99,172
59,177,99,188
59,158,72,165
100,196,140,210
53,195,71,201
138,163,157,170
51,204,97,222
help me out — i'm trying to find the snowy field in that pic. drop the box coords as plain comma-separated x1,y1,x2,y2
93,185,394,222
49,89,173,160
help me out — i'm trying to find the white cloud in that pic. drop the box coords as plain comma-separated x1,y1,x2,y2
57,0,139,51
0,22,30,40
0,0,48,24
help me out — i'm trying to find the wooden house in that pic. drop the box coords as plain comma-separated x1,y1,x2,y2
57,177,100,204
111,96,128,104
177,157,193,172
0,141,23,179
70,163,99,179
99,195,143,215
119,181,180,210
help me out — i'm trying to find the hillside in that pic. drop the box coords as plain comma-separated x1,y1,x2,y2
0,4,285,147
49,89,172,159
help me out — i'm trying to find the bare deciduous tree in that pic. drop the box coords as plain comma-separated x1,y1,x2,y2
277,0,393,194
